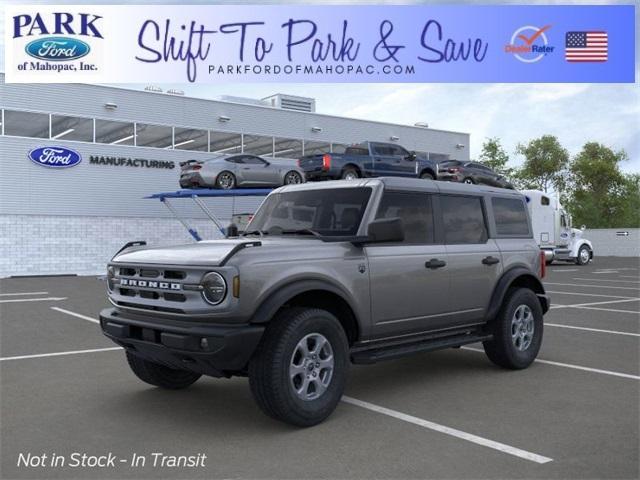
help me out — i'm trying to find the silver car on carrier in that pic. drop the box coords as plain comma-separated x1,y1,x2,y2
179,154,306,189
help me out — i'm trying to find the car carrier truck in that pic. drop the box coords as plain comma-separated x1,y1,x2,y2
522,190,593,265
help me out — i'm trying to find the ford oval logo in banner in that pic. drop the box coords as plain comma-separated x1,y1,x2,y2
25,37,90,62
28,147,82,168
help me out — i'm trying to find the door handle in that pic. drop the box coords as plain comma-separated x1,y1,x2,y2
482,256,500,265
425,259,446,269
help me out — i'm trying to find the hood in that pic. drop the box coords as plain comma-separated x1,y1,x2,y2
113,239,250,266
571,228,584,239
111,237,322,266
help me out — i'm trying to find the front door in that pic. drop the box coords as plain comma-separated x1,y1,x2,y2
365,190,452,339
238,155,273,185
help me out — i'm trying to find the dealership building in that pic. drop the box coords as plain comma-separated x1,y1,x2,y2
0,73,470,277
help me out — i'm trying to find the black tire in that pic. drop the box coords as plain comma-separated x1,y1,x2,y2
576,245,591,265
216,171,236,189
249,307,349,427
284,170,304,185
420,171,435,180
463,177,475,184
125,351,201,389
482,288,543,370
341,167,360,180
545,259,553,266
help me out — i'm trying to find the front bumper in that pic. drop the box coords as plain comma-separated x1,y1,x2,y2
100,308,264,377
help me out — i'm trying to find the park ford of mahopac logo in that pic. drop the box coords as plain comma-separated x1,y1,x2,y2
28,146,82,168
26,37,90,61
13,12,103,73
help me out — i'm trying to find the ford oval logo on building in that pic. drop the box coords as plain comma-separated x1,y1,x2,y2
25,37,90,62
28,147,82,168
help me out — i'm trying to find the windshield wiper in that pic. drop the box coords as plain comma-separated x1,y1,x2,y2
242,230,268,237
280,228,324,238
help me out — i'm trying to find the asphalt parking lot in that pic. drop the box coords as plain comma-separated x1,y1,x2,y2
1,256,638,479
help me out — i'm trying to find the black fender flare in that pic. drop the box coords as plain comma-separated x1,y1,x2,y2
249,279,360,325
485,267,548,321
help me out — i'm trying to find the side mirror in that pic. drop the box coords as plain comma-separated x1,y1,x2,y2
581,225,586,231
226,223,239,238
406,151,417,161
365,218,404,243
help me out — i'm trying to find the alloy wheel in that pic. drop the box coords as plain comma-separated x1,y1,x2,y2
511,304,534,351
289,333,334,401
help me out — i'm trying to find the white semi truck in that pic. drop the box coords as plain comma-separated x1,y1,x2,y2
521,190,594,265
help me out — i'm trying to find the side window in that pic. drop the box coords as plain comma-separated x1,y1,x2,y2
375,192,435,244
492,197,531,236
541,196,550,206
441,195,488,244
226,156,243,164
391,145,410,157
242,155,266,165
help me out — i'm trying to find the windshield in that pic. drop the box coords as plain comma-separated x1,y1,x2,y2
247,187,372,237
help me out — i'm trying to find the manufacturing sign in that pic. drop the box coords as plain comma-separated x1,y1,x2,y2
89,155,175,169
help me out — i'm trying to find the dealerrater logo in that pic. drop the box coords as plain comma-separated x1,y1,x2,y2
505,25,554,63
12,12,103,73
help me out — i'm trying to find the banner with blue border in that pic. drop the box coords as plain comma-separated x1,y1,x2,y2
4,4,635,83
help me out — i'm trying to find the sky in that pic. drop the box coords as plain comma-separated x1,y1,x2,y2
1,0,638,172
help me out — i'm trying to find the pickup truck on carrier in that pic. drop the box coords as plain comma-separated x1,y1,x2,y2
298,141,438,182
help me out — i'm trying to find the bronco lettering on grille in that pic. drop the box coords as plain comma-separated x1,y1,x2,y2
120,278,181,290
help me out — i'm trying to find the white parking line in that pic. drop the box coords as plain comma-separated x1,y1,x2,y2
461,347,640,380
545,282,640,291
593,271,619,274
545,323,640,337
341,396,553,464
546,290,637,300
621,275,640,279
0,297,67,304
550,298,639,309
0,291,49,296
0,347,122,362
51,307,99,324
571,306,640,315
573,278,640,284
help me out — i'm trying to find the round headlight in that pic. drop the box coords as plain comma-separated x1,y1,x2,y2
201,272,227,305
106,266,115,292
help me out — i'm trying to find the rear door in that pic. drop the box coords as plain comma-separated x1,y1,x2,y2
370,143,396,177
366,190,451,339
439,194,503,325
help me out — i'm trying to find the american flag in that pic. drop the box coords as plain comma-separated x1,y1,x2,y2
565,31,608,62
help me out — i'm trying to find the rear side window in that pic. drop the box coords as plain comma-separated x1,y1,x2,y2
376,192,435,244
492,197,531,236
345,147,369,156
441,195,488,244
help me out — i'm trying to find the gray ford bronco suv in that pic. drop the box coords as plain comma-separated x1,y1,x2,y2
100,178,549,427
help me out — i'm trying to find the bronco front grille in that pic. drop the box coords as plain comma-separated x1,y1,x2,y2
110,265,203,314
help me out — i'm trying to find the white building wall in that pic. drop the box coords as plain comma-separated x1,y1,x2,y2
584,228,640,257
0,215,224,278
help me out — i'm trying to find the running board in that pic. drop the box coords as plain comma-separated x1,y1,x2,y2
350,333,492,365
